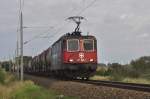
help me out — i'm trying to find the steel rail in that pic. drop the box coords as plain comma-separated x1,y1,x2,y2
22,73,150,92
74,80,150,92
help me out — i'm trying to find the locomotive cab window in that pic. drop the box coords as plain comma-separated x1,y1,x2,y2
83,39,94,51
67,39,79,51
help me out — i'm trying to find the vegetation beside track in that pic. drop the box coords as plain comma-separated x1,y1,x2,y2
91,56,150,84
0,68,15,84
0,68,76,99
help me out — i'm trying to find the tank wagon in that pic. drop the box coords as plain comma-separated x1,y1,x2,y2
25,16,98,79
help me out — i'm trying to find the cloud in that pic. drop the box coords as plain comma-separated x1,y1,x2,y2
1,0,150,63
136,33,149,38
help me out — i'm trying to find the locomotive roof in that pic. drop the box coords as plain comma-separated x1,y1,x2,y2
52,33,96,46
62,33,96,40
62,34,96,39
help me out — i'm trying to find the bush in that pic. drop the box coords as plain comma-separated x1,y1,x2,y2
96,68,107,76
94,56,150,83
0,68,6,84
96,66,111,76
0,68,16,85
110,74,124,81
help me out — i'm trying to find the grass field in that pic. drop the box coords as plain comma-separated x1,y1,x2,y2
92,66,150,84
0,81,77,99
91,75,150,84
0,68,77,99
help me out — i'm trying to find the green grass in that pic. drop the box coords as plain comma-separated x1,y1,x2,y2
0,68,16,85
0,81,77,99
0,68,6,84
12,82,54,99
122,78,150,84
93,66,150,84
90,75,110,81
0,69,77,99
91,75,150,84
12,82,75,99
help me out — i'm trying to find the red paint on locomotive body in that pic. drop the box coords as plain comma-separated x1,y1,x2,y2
63,51,97,64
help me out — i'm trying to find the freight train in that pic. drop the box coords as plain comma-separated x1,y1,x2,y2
24,16,98,79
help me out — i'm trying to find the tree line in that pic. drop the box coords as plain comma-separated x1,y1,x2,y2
97,56,150,81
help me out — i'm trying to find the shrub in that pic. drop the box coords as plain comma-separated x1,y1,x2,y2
96,68,107,76
0,68,6,84
96,66,111,76
110,74,124,81
0,68,16,85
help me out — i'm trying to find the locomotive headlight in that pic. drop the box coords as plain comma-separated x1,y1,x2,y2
69,59,74,62
90,59,94,62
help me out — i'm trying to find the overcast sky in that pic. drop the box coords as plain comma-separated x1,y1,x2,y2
0,0,150,64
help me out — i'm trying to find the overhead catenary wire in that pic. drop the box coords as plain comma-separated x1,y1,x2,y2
34,0,98,46
24,0,94,44
77,0,98,15
23,4,81,56
44,0,99,39
23,4,78,45
23,26,54,29
24,0,98,46
17,0,98,47
23,26,54,45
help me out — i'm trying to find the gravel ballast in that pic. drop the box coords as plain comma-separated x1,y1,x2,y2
24,74,150,99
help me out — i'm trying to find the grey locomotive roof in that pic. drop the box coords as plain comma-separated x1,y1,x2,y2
51,33,96,47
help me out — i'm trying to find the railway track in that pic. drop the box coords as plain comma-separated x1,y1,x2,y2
23,73,150,92
74,79,150,92
22,74,150,99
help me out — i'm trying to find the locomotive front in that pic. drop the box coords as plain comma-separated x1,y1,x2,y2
63,36,97,64
62,35,97,78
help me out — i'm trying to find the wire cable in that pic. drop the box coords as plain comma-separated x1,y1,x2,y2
23,5,78,45
38,0,98,44
45,0,98,40
24,0,98,46
77,0,98,15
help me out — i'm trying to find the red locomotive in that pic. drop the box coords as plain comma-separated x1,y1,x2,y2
26,16,97,79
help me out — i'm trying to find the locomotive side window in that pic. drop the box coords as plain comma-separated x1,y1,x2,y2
67,39,79,51
83,39,94,51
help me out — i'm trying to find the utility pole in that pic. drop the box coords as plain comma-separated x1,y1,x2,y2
20,12,24,81
16,40,20,79
19,0,24,81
